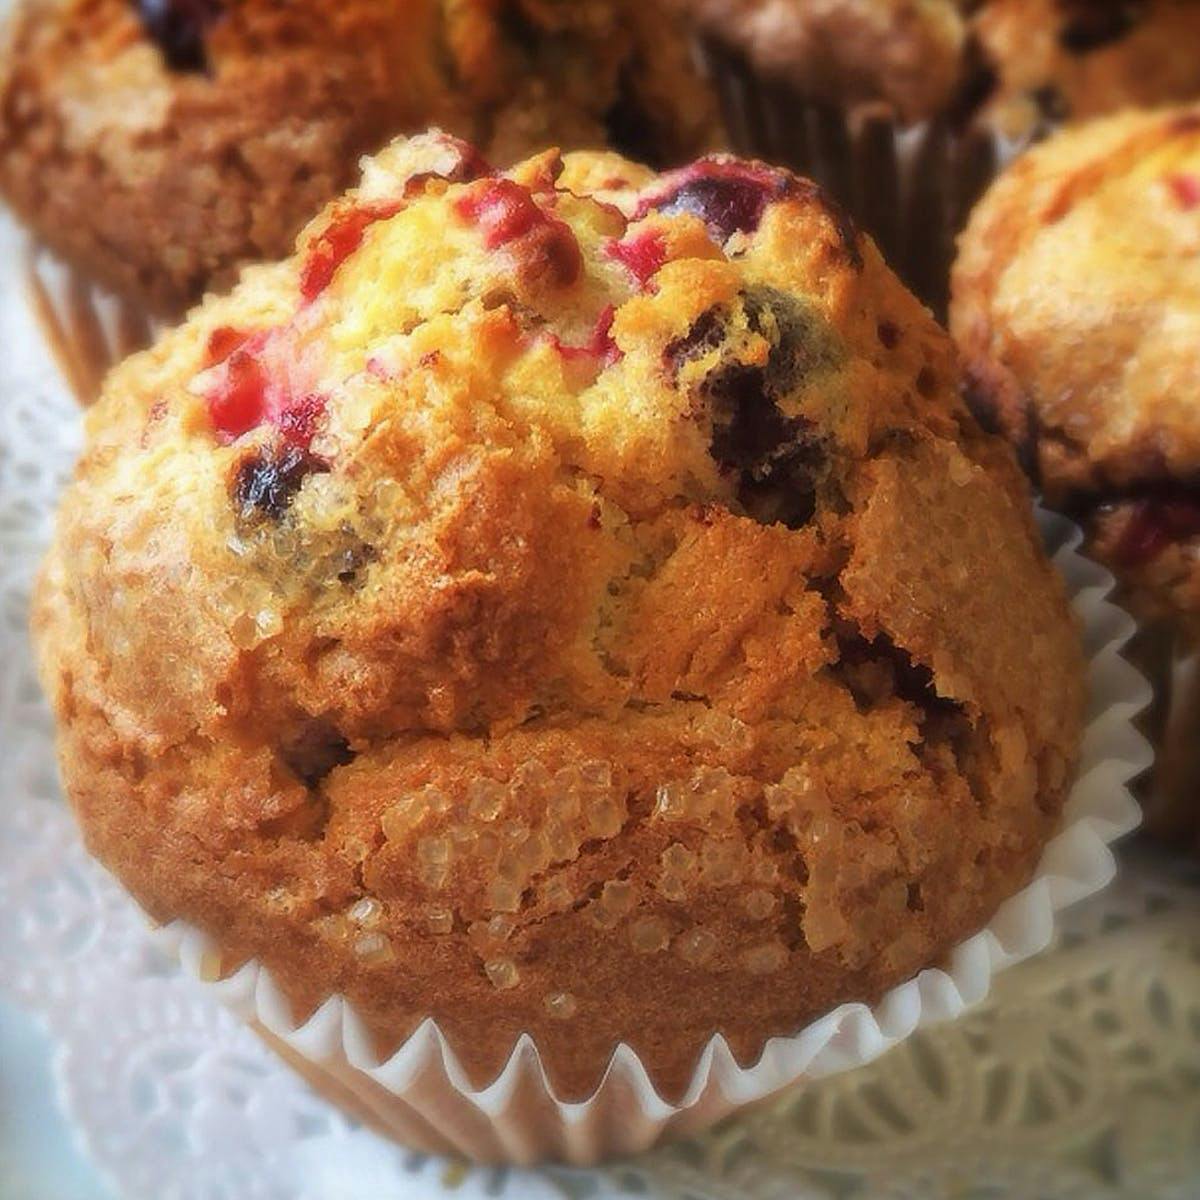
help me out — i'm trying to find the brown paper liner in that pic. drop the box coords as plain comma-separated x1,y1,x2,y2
699,37,1009,319
22,243,154,407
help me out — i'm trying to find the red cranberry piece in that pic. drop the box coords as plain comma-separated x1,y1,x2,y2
205,336,328,449
455,179,582,286
207,349,268,442
456,179,547,249
605,229,667,287
424,134,493,183
637,160,789,244
1167,173,1200,210
133,0,222,72
548,306,620,366
300,202,403,301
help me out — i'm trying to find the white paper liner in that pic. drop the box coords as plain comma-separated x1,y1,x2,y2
132,509,1150,1165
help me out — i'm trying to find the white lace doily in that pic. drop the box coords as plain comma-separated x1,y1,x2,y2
2,208,1200,1200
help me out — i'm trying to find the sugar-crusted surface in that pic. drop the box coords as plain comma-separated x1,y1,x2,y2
952,105,1200,642
35,133,1084,1101
0,0,718,313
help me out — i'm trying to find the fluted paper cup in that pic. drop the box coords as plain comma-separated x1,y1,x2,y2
141,511,1149,1165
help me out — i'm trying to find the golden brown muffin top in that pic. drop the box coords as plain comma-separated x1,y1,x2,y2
36,134,1083,1099
952,104,1200,637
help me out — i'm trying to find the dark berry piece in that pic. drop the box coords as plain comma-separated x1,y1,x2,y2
234,444,324,522
709,368,822,529
133,0,222,72
668,288,841,528
1058,1,1144,54
664,308,727,377
640,159,863,268
640,160,785,244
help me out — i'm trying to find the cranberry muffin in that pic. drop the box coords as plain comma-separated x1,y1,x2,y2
0,0,718,314
952,105,1200,642
968,0,1200,140
34,132,1083,1104
672,0,969,124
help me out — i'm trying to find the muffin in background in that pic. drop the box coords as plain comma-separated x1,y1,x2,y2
32,129,1085,1114
970,0,1200,140
667,0,969,124
0,0,719,315
951,104,1200,845
675,0,1200,313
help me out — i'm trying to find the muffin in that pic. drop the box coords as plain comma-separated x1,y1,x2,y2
0,0,718,315
952,105,1200,637
670,0,970,124
951,104,1200,841
34,131,1084,1110
970,0,1200,140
